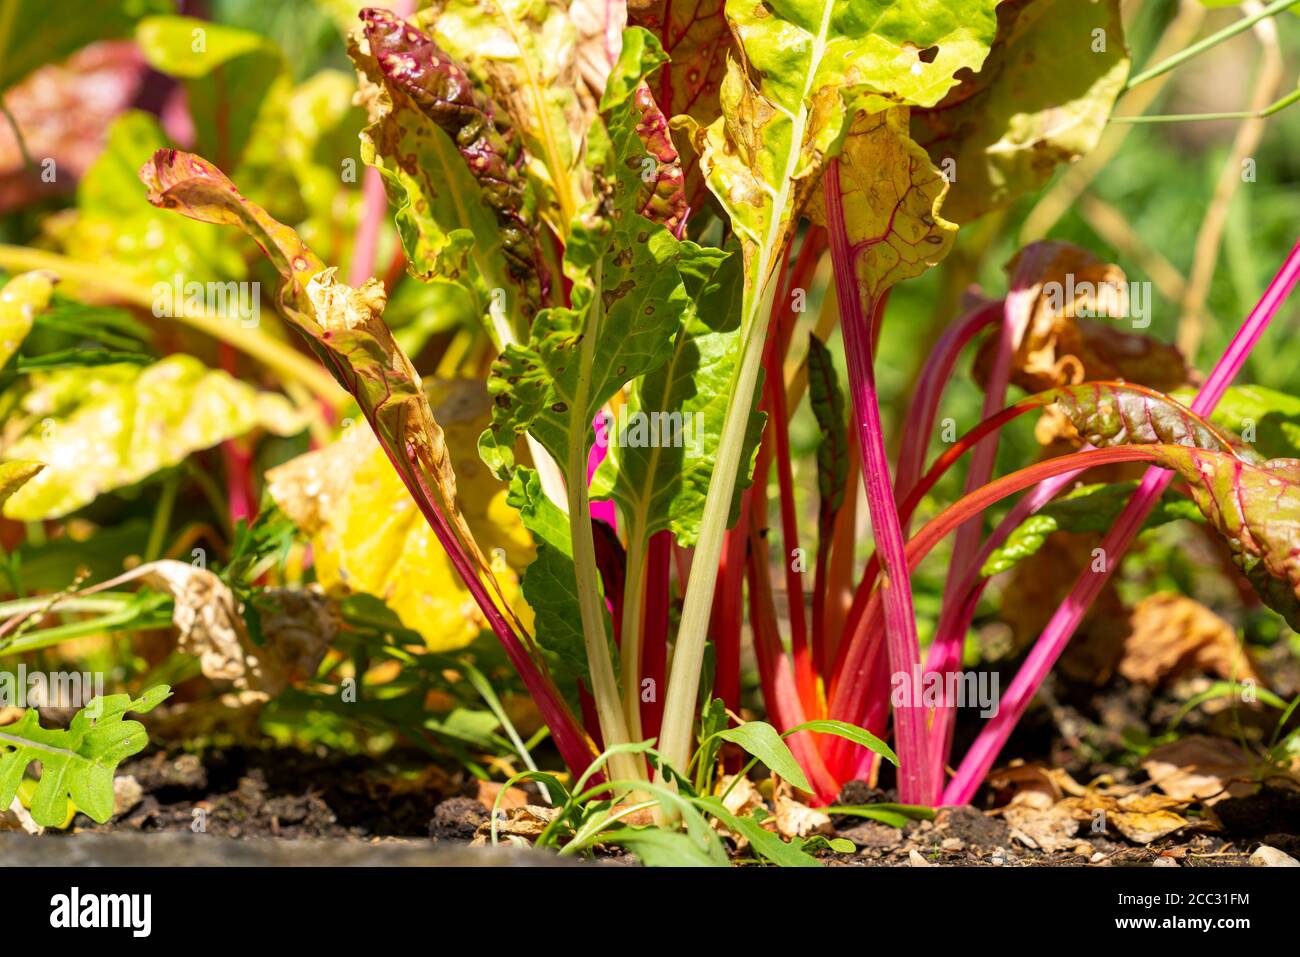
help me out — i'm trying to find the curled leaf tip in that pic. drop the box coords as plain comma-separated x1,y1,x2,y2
305,268,388,333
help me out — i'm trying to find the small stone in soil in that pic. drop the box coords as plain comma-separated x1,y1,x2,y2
430,797,489,841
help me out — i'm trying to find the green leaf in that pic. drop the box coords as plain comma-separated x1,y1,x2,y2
0,270,55,366
3,355,303,520
136,15,285,172
506,467,593,684
913,0,1130,222
807,334,848,542
784,718,898,767
0,685,171,826
600,825,726,867
481,59,708,484
713,721,812,794
590,240,761,546
981,481,1205,578
829,802,935,828
696,797,822,867
0,0,167,93
349,9,544,338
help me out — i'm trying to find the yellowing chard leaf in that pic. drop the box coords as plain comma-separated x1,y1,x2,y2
1149,448,1300,627
2,355,303,521
420,0,595,231
141,149,596,777
268,380,534,652
350,9,545,334
139,149,499,593
808,108,956,300
913,0,1130,222
0,270,56,365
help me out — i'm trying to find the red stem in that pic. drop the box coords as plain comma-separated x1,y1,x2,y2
827,446,1166,775
894,299,1004,515
641,529,671,741
945,237,1300,804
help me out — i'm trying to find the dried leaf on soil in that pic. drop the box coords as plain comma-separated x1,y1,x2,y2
1141,736,1257,805
1120,593,1258,688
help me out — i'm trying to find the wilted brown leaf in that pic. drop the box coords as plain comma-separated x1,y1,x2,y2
1060,791,1190,845
975,241,1189,396
1120,593,1258,688
1001,791,1081,852
0,561,336,700
472,804,560,846
475,780,530,812
1142,736,1257,805
773,780,833,840
987,761,1087,804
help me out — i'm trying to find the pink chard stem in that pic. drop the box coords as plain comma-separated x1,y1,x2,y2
825,159,932,803
945,237,1300,805
927,254,1047,788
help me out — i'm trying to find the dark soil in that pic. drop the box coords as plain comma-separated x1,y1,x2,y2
42,742,1293,866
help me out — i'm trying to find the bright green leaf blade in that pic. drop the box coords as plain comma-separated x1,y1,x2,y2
507,467,592,687
784,718,899,767
590,244,761,545
696,797,822,867
714,721,812,794
0,685,171,826
600,825,725,867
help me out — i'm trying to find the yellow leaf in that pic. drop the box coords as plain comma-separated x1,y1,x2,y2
269,380,533,651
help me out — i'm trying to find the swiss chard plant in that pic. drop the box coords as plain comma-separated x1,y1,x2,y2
134,0,1300,813
3,0,1300,855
